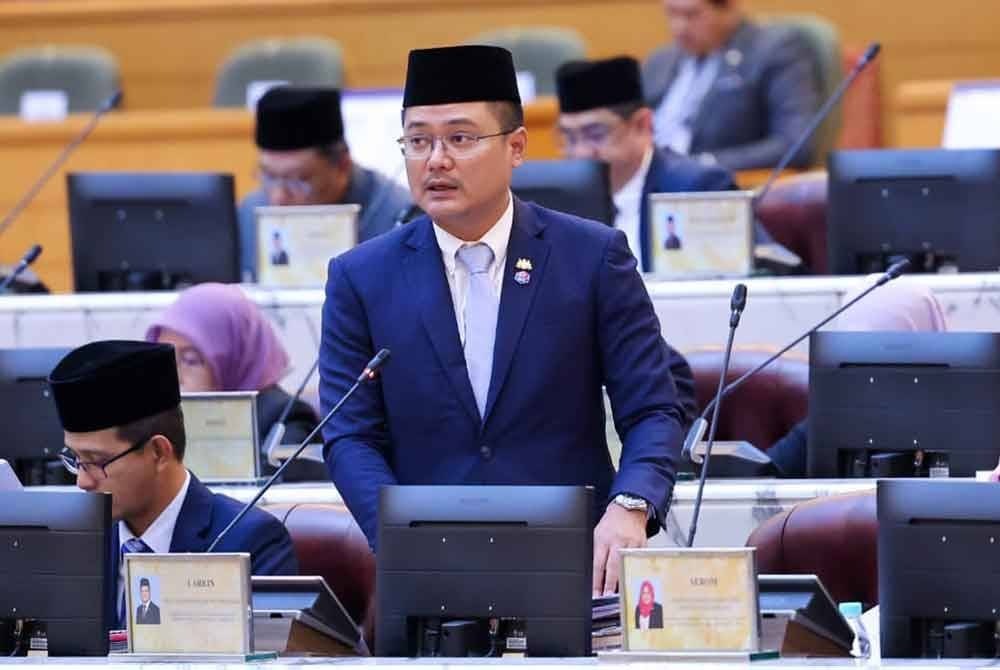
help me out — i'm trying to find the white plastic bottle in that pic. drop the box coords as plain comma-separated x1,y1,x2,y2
839,601,871,660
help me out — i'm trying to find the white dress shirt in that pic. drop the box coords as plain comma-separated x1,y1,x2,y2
432,192,514,345
612,146,654,266
638,613,651,630
653,54,721,154
118,470,191,616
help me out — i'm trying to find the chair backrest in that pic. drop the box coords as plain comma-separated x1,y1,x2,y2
762,14,843,167
747,490,878,606
264,502,375,640
687,347,808,452
754,170,828,273
469,26,586,96
213,37,344,108
836,44,882,150
0,46,120,115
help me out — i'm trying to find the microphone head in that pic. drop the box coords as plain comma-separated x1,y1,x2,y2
730,283,748,313
884,257,911,280
24,244,42,265
365,348,391,375
102,90,123,112
860,42,881,65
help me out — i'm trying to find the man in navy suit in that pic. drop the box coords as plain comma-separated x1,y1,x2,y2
554,56,736,273
49,340,298,631
642,0,820,170
135,578,161,625
320,45,686,596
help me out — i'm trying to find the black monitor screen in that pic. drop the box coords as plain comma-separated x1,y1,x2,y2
808,331,1000,478
512,159,614,225
0,489,111,656
0,348,69,482
376,485,593,657
67,172,240,292
827,148,1000,274
879,479,1000,658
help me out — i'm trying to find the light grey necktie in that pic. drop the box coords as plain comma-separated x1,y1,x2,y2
456,243,498,418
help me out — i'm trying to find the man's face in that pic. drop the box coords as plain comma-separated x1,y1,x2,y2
140,585,151,604
66,427,162,523
667,217,676,234
557,107,651,193
663,0,733,56
257,148,349,207
402,102,526,232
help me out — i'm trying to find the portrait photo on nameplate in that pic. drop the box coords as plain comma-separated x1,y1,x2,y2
255,204,360,288
647,191,754,279
620,547,759,653
125,553,252,655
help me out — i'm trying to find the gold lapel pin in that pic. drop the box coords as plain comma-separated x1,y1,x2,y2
515,258,533,271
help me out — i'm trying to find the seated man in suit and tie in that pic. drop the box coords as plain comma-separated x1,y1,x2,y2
321,45,688,597
49,340,298,630
554,56,736,272
135,577,161,625
238,86,412,280
642,0,821,170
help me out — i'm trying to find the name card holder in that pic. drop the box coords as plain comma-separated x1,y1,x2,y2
601,547,775,662
124,552,275,661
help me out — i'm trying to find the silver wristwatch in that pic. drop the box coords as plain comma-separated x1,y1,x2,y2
612,493,649,513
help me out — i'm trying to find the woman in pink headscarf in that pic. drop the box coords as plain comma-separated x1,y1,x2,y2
146,283,322,480
634,580,663,630
769,277,949,477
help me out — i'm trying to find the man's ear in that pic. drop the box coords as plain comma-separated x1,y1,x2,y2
149,435,177,469
509,127,528,168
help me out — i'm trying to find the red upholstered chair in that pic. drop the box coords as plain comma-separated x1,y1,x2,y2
747,490,878,606
837,45,883,150
755,171,828,274
686,347,808,453
265,502,376,642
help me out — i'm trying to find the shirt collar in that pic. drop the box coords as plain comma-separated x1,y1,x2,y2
119,470,191,554
433,191,515,275
613,146,655,207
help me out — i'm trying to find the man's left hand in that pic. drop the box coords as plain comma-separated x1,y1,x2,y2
593,503,648,596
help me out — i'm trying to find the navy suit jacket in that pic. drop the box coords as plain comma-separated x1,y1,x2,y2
320,198,685,548
637,147,737,272
642,20,821,170
107,473,297,629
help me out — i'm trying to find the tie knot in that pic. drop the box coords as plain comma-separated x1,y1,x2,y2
122,538,153,554
456,243,494,274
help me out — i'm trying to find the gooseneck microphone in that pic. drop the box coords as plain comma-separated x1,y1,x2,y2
207,348,391,552
0,90,122,240
753,42,882,208
263,357,320,467
686,284,747,547
680,258,910,472
0,244,43,293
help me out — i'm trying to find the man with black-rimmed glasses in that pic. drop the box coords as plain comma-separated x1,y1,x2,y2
49,340,296,631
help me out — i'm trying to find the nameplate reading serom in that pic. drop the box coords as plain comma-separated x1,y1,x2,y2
617,547,759,654
125,553,252,655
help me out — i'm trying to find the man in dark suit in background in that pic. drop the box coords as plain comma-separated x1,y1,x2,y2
49,340,298,631
238,86,411,280
135,577,161,625
321,45,687,596
642,0,821,170
555,56,735,272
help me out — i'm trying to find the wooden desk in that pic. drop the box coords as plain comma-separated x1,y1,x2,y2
0,101,560,293
892,80,951,148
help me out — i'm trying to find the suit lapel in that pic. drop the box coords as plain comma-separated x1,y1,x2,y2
693,21,753,129
403,218,482,425
483,200,550,423
169,473,214,553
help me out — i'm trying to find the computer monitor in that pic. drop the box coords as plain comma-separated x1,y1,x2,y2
512,159,614,225
827,148,1000,274
807,331,1000,478
67,172,240,292
0,489,111,656
879,479,1000,658
376,485,593,657
0,348,69,483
